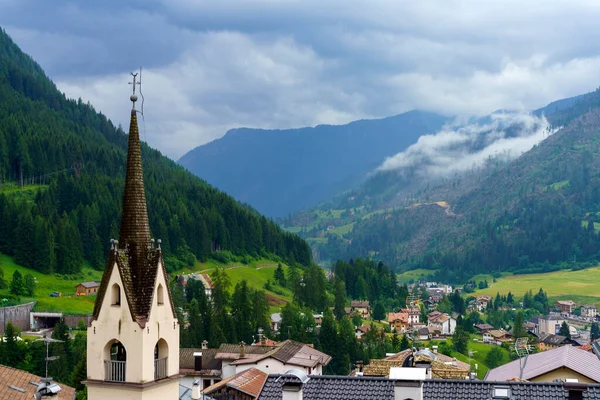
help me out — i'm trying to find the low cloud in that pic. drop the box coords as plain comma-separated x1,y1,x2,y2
378,113,555,177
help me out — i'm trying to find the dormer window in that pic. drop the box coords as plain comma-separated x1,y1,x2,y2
157,284,164,305
112,284,121,306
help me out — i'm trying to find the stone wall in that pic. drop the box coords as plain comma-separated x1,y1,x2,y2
64,314,93,328
0,302,36,333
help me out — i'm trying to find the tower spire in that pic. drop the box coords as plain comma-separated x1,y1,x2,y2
119,72,150,254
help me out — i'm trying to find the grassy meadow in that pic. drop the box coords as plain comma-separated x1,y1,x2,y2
474,266,600,306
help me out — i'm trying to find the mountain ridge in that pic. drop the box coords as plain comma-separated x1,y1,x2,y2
178,110,450,217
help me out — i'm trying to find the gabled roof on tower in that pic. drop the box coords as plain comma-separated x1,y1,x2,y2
93,95,176,327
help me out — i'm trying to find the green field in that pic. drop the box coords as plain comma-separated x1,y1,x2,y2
175,258,293,307
0,254,103,314
397,268,436,284
474,266,600,306
0,253,293,315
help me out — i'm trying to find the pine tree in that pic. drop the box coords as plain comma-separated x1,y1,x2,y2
392,333,400,352
10,270,24,295
274,263,286,287
372,302,385,321
333,278,346,320
23,273,35,296
452,325,469,354
232,280,253,344
187,299,203,347
70,351,87,391
559,321,571,339
318,310,339,374
399,334,409,351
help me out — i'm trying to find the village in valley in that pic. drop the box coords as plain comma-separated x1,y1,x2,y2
5,3,600,400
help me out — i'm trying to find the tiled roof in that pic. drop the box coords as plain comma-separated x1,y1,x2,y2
388,312,408,323
474,323,494,331
93,109,176,328
364,350,469,378
258,376,600,400
0,364,76,399
198,274,214,289
215,343,275,360
78,281,98,288
351,300,370,308
258,375,395,400
541,334,567,345
580,338,600,352
424,379,572,400
231,340,332,368
202,368,267,398
179,348,220,371
485,345,600,382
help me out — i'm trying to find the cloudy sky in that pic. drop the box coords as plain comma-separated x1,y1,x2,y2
2,0,600,160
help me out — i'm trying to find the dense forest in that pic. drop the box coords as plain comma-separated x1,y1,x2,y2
0,28,311,274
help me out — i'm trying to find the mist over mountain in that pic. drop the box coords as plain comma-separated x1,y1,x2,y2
284,88,600,281
178,110,449,217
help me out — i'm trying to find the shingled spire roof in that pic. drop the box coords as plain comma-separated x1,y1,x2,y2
119,109,151,254
92,85,176,327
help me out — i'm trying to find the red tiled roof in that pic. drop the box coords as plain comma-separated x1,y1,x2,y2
0,364,76,399
202,367,267,398
387,312,408,323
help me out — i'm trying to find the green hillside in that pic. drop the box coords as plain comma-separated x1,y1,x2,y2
290,89,600,282
0,27,310,280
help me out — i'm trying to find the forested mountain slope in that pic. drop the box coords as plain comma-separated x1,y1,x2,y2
0,28,311,274
178,110,450,217
291,88,600,281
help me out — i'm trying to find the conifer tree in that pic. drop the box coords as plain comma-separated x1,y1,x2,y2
333,278,346,320
232,280,253,344
10,270,23,295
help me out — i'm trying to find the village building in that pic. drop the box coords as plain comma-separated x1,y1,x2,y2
555,300,576,314
581,304,598,319
84,90,180,400
355,324,371,340
486,345,600,383
180,340,331,392
474,323,494,333
387,312,409,332
482,329,512,345
535,315,566,335
536,333,578,351
350,300,371,319
476,295,493,308
427,312,456,336
402,307,420,325
270,313,281,332
75,281,99,296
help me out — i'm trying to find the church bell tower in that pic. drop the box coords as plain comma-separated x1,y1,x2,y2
84,73,180,400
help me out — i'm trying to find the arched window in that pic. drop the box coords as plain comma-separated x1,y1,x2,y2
157,284,164,305
104,340,126,382
111,284,121,306
154,339,169,380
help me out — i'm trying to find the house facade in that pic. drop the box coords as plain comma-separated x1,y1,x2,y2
555,300,576,314
582,305,597,319
388,312,409,332
351,300,371,318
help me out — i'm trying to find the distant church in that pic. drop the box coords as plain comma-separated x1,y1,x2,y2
84,78,180,399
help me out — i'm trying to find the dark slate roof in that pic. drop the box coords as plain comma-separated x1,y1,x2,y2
541,334,567,345
258,375,394,400
79,281,99,288
93,108,176,327
258,376,600,400
424,380,571,400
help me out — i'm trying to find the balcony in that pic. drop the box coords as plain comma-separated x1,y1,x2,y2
154,357,168,380
105,360,126,382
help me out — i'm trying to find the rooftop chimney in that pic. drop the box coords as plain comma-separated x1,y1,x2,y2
355,360,364,376
191,379,201,400
202,340,208,350
240,341,246,358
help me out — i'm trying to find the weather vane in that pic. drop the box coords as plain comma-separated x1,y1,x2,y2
129,70,141,109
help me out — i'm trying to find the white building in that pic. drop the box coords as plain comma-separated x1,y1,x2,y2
581,305,597,320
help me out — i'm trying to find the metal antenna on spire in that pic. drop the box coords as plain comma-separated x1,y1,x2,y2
513,337,532,380
129,71,140,109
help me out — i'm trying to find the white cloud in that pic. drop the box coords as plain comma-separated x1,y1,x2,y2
3,1,600,158
378,112,556,176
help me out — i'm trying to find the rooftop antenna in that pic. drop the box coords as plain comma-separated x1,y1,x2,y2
32,337,64,399
513,337,533,380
